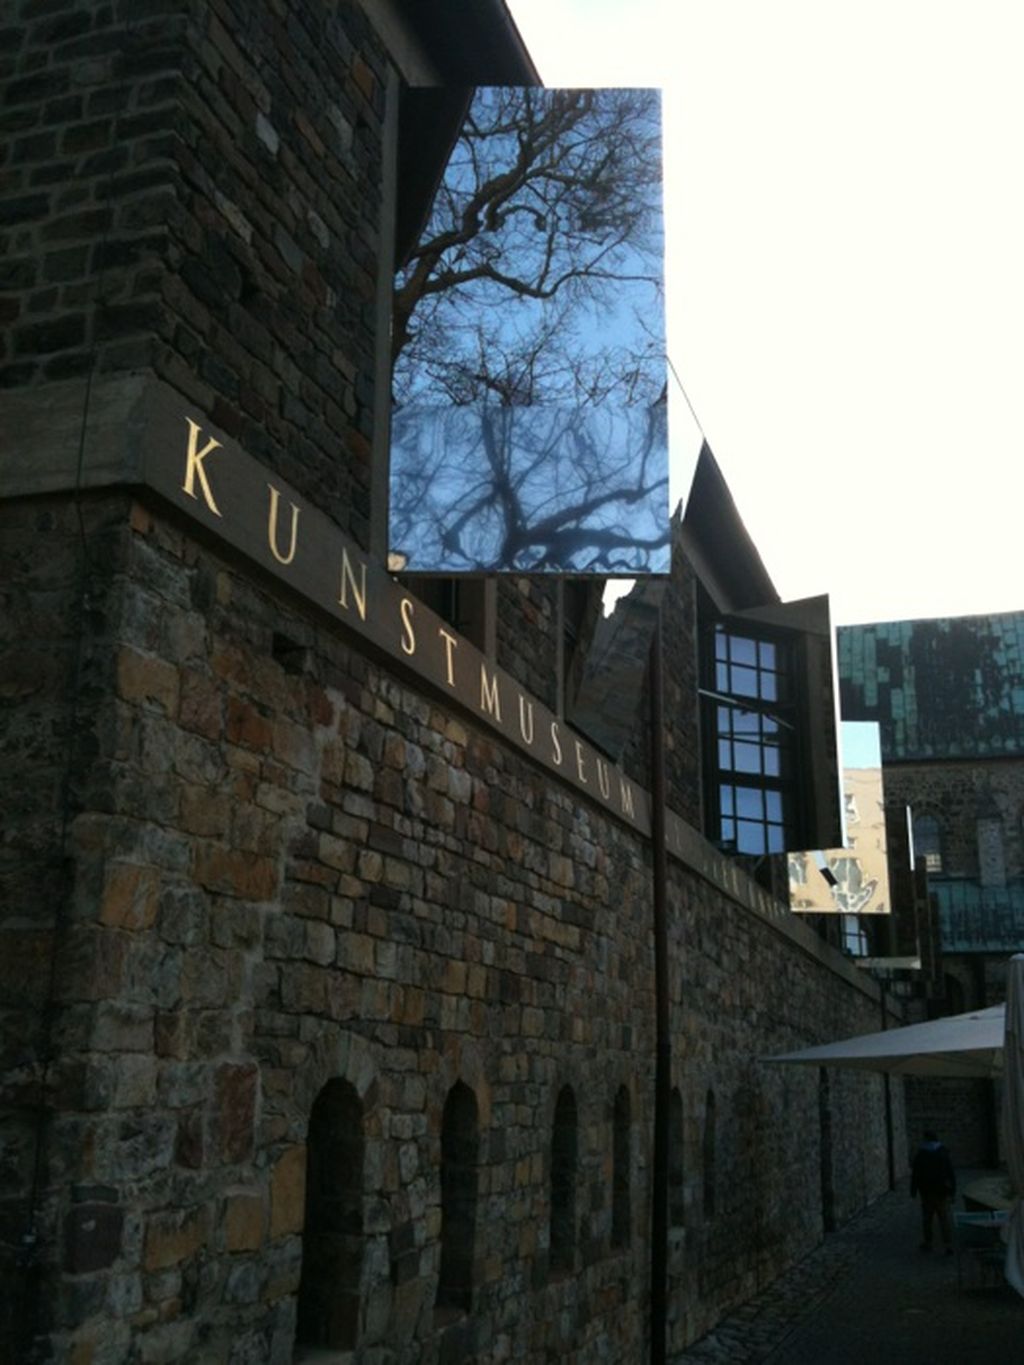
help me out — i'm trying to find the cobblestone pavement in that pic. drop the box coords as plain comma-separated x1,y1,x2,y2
672,1174,1023,1365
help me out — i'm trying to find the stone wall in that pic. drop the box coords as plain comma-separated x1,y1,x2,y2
0,490,904,1364
2,0,387,545
880,761,1024,884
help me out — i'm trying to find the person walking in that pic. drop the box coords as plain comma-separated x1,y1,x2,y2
910,1129,956,1253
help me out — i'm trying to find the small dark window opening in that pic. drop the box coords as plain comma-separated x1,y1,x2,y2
702,1089,716,1220
272,631,309,676
296,1079,364,1352
405,576,487,651
913,813,943,874
668,1087,685,1228
561,578,597,713
611,1085,631,1248
550,1085,577,1275
436,1081,479,1313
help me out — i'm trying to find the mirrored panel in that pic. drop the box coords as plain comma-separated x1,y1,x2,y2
789,722,892,914
391,87,668,575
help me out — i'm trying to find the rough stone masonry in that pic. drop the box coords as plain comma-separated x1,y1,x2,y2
1,2,905,1362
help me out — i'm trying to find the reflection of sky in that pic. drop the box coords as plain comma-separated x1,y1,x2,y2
840,720,882,769
391,405,669,573
391,88,669,574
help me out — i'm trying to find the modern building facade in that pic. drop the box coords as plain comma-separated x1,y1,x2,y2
2,3,904,1361
839,611,1024,1160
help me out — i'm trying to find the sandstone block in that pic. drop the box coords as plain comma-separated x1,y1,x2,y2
144,1206,208,1271
224,1192,265,1251
117,646,179,716
99,863,159,931
269,1146,306,1239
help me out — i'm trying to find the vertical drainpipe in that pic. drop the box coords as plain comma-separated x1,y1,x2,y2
649,618,670,1364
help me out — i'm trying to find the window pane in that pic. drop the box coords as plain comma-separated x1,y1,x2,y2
734,709,758,734
734,742,761,774
718,739,732,768
736,787,763,819
716,662,729,691
720,785,734,816
758,641,776,670
761,672,777,702
730,636,757,666
737,821,765,854
763,746,780,777
766,824,785,853
730,666,759,697
721,817,735,842
765,791,783,822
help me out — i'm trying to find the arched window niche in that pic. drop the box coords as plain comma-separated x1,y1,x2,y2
549,1085,578,1276
436,1080,480,1315
702,1089,716,1220
295,1078,364,1355
913,812,943,875
611,1084,631,1249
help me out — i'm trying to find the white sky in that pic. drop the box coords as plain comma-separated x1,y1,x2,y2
506,0,1024,626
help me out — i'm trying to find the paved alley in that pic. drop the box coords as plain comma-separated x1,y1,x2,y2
673,1175,1022,1365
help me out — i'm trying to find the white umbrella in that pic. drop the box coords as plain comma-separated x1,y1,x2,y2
1002,954,1024,1297
763,1004,1005,1079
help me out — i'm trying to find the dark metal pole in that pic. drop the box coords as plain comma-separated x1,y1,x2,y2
649,619,670,1365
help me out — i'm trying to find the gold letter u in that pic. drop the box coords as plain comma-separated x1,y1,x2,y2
267,483,300,565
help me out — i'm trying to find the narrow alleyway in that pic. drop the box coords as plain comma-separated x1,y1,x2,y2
673,1173,1022,1364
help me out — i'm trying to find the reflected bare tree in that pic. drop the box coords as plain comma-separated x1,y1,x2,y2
391,87,668,573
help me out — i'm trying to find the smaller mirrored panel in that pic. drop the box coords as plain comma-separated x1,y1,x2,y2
789,722,891,914
391,86,668,575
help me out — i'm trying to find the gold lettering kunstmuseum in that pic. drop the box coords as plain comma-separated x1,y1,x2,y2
182,418,223,516
266,483,300,565
518,694,535,746
399,597,416,656
439,628,458,686
480,664,501,722
156,401,665,839
338,546,367,621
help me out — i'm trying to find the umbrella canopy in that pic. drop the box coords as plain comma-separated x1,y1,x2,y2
764,1004,1005,1079
1002,955,1024,1296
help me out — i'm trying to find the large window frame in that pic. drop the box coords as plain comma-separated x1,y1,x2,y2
700,617,805,857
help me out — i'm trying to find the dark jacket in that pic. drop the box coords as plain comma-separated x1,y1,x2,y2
911,1140,955,1198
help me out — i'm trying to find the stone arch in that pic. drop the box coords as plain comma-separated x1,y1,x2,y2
611,1083,631,1248
549,1084,578,1275
279,1029,382,1358
436,1080,480,1313
295,1077,364,1352
913,811,944,874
